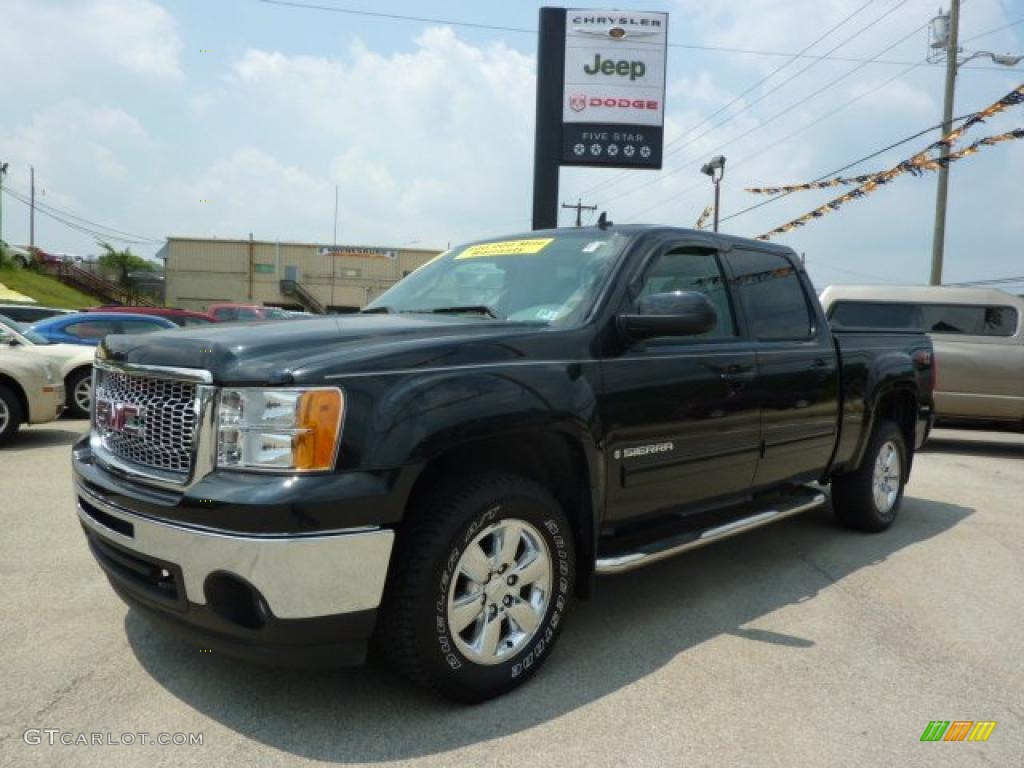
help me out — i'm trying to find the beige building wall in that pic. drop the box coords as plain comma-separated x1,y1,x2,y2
164,237,440,312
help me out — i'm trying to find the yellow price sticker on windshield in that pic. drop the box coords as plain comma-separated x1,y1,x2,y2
456,238,554,259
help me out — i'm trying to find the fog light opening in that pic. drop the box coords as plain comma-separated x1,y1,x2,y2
204,572,269,630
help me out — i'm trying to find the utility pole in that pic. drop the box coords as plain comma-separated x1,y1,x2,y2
0,161,7,248
930,0,960,286
561,198,597,227
333,184,339,246
29,165,35,250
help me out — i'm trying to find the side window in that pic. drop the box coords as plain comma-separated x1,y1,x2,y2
730,250,812,340
830,301,919,330
981,306,1018,336
920,304,1019,337
64,321,116,339
637,249,736,338
236,308,260,320
920,304,981,334
118,320,166,335
214,308,237,321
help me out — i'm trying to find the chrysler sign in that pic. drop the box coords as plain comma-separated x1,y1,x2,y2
561,9,668,168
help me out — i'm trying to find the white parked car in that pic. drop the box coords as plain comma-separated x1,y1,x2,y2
0,314,95,418
0,326,65,444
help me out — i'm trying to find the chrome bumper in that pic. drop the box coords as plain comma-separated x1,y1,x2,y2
76,483,394,619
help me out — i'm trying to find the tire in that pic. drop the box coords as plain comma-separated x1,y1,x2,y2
377,473,575,703
0,383,25,446
65,367,93,419
832,419,907,532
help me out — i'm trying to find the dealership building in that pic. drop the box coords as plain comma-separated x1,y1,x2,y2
159,236,441,314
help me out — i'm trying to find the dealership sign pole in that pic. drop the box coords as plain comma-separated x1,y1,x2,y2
532,7,668,230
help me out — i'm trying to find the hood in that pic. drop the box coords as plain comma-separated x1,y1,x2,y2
28,342,95,368
99,314,561,384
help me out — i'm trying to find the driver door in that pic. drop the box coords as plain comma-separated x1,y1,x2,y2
600,246,762,523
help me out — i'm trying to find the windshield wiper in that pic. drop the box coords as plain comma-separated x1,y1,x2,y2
409,305,499,319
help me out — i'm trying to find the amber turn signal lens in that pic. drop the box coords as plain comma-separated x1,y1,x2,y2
294,389,344,470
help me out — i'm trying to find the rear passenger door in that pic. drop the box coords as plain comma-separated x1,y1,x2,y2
601,245,761,522
728,249,840,488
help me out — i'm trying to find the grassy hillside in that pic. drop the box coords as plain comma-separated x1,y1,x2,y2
0,267,100,309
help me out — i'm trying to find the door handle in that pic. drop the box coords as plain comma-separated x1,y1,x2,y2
809,359,830,381
720,364,756,391
720,364,755,380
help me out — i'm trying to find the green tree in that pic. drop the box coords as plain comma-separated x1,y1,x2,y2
97,241,155,288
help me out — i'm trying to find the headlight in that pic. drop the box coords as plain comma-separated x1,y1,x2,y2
217,387,344,471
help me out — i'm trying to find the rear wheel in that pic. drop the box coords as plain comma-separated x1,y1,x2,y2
0,384,24,446
377,473,575,703
832,419,907,532
65,367,93,419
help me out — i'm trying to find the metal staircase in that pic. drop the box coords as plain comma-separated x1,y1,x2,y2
46,262,157,307
279,278,326,314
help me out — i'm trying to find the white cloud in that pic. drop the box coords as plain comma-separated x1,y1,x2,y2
0,0,183,83
222,27,538,244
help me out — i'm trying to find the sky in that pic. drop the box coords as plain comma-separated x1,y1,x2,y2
0,0,1022,290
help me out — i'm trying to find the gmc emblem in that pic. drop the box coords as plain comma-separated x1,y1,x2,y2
96,399,146,436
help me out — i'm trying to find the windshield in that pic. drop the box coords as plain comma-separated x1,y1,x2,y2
364,231,628,326
0,314,50,345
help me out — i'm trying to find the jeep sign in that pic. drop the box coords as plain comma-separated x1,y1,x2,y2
561,8,668,168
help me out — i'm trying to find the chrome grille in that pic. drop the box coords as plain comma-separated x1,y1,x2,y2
93,368,198,476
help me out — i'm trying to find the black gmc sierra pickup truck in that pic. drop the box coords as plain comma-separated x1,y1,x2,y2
72,225,934,702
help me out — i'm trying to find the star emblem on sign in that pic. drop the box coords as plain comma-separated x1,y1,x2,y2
607,144,619,156
574,143,585,156
640,146,652,158
623,145,636,157
590,144,602,155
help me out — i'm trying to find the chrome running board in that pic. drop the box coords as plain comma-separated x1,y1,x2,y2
595,490,828,575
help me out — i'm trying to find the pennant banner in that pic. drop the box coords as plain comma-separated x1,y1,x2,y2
754,83,1024,240
694,204,713,230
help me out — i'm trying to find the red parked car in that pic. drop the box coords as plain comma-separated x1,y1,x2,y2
87,305,216,327
206,303,292,322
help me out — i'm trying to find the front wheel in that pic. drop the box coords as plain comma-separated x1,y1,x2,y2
832,419,907,532
0,384,24,446
65,367,93,419
377,473,575,703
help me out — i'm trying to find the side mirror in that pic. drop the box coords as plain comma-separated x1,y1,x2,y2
618,290,718,341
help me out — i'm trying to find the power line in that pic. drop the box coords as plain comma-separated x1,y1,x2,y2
2,186,161,244
573,0,880,200
253,0,1014,71
961,17,1024,44
949,275,1024,286
612,22,930,218
2,187,161,246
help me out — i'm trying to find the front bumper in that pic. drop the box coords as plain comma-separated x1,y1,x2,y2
75,480,395,666
28,383,65,423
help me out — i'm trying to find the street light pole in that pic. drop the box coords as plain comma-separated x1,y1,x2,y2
930,0,960,286
700,155,726,233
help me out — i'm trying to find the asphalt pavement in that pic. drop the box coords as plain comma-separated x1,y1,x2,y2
1,421,1021,767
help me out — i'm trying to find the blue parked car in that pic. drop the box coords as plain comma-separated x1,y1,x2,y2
29,311,177,346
